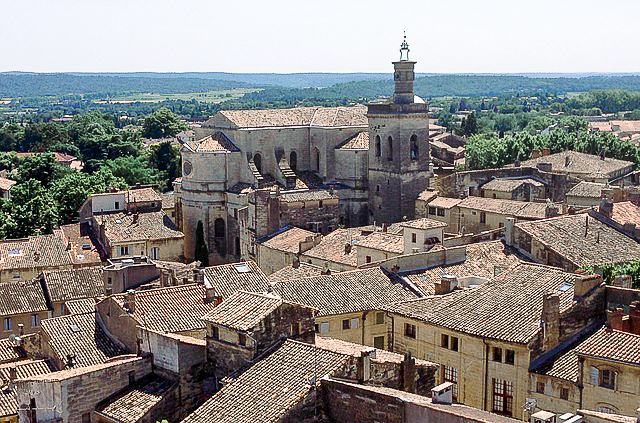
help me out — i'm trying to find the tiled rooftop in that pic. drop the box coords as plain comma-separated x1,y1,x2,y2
401,218,448,230
126,187,161,204
538,348,579,382
212,105,367,129
335,131,369,150
203,261,271,299
42,267,104,303
202,291,311,331
575,326,640,366
611,201,640,227
566,181,605,198
481,178,544,192
186,131,240,153
40,311,128,368
59,223,102,265
278,189,338,203
0,230,73,271
427,196,463,209
314,336,434,367
102,211,184,243
515,214,640,268
272,267,423,317
0,279,49,316
0,177,16,192
457,196,551,219
356,232,404,254
384,263,578,344
161,192,176,209
259,226,316,254
0,338,24,364
0,360,55,418
404,241,521,295
302,227,370,267
64,298,97,315
517,151,633,178
96,375,175,423
181,339,351,423
115,284,217,334
268,262,324,283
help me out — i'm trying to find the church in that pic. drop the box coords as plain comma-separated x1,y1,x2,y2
175,37,433,264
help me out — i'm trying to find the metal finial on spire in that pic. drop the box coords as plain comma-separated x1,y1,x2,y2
400,31,410,61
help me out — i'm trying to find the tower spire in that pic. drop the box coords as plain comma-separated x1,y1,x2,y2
400,31,410,61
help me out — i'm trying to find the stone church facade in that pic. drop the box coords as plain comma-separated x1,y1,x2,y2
175,38,432,264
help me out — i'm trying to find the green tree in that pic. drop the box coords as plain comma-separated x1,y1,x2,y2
194,221,209,267
142,108,187,139
16,153,60,187
461,112,478,136
150,141,181,191
105,156,158,186
5,180,59,238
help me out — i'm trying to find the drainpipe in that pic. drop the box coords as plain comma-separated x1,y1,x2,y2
483,339,490,412
388,313,395,352
578,357,584,409
361,311,367,345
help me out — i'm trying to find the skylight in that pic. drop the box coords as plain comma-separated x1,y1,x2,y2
558,282,573,292
234,263,251,273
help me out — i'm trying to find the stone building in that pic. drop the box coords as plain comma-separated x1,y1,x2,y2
175,37,432,264
0,176,15,200
480,178,546,202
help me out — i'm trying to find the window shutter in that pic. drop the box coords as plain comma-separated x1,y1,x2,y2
589,366,599,385
614,371,619,391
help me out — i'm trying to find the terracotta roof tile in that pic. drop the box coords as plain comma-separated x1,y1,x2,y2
357,232,404,254
64,298,97,315
214,106,367,129
102,211,184,243
481,178,544,192
575,326,640,365
278,189,338,203
611,201,640,227
96,375,174,423
259,227,316,254
539,348,579,382
126,187,161,204
427,197,462,209
385,263,578,344
566,181,605,198
0,177,16,192
517,151,633,178
302,228,368,267
401,218,447,230
42,267,104,303
188,131,240,152
59,223,102,266
0,280,49,316
203,262,271,299
0,360,55,418
0,338,23,364
335,131,369,150
457,197,552,219
272,268,423,317
268,263,323,283
515,214,640,268
0,231,72,272
40,312,128,368
181,340,351,423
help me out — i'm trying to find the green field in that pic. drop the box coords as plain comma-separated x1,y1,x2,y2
93,88,262,104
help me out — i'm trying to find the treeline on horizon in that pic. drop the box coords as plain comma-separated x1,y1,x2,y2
4,72,640,99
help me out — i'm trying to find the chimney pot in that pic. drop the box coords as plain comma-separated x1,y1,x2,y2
18,324,24,336
124,290,136,313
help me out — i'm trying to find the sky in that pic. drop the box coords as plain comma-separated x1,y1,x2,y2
2,0,640,74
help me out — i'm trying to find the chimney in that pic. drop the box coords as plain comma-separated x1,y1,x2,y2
18,324,24,336
402,352,416,393
607,308,628,332
292,256,300,268
357,349,375,383
66,354,76,368
321,263,331,275
435,274,457,295
132,213,139,224
545,204,559,218
623,223,637,237
574,274,602,298
382,224,387,233
630,302,640,335
344,243,352,255
541,293,560,351
599,198,613,218
542,148,551,157
204,286,218,304
124,290,136,313
504,217,516,246
8,366,17,383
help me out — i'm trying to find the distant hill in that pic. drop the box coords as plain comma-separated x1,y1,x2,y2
3,71,640,99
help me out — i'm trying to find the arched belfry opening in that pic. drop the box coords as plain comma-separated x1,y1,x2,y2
387,136,393,161
375,135,381,157
410,134,418,160
253,153,262,174
289,151,297,172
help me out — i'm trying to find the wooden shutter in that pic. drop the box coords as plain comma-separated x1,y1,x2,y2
589,366,599,385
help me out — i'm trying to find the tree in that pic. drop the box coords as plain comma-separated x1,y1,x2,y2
150,141,181,191
461,112,478,136
142,108,187,139
194,221,209,267
4,180,59,238
105,156,158,186
16,153,61,187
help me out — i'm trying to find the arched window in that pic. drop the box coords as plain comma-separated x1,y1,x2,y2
314,147,320,173
410,134,418,160
375,135,381,157
387,136,393,161
253,153,262,174
214,218,225,239
289,151,297,172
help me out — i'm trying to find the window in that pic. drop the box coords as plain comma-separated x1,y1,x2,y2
374,336,385,350
428,206,437,215
31,314,40,327
119,245,129,256
387,136,393,161
375,135,381,157
375,312,385,325
350,318,359,329
318,200,323,209
212,326,219,340
505,349,515,365
3,318,12,331
411,233,417,243
107,277,112,286
600,369,616,389
238,333,247,346
114,201,120,209
536,381,545,394
596,405,619,414
437,207,445,217
342,319,350,330
560,387,569,400
410,134,418,160
289,151,297,172
60,303,66,315
319,322,329,333
441,334,449,348
82,413,91,423
128,370,136,386
443,365,458,401
151,247,160,260
291,322,300,336
451,336,459,352
492,347,503,362
366,256,372,263
492,378,513,416
480,212,487,224
253,153,262,173
405,323,416,339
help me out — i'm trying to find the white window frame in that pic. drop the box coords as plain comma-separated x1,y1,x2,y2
319,322,330,333
151,247,160,260
3,317,12,331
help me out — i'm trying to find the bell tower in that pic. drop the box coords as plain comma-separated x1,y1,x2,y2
367,34,431,225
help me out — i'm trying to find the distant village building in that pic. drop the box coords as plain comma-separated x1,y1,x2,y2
0,176,16,200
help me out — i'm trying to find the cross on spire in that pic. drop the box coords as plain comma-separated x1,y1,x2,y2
400,31,410,61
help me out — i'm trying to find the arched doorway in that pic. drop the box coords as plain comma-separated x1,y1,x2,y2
375,135,381,157
289,151,297,172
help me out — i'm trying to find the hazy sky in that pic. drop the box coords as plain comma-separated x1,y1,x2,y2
3,0,640,73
